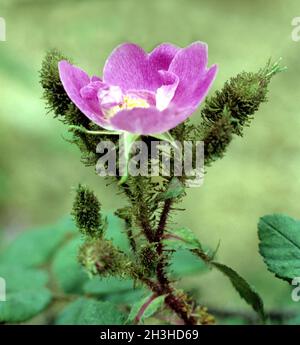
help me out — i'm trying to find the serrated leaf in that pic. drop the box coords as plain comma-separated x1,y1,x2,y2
169,249,207,277
158,177,185,200
52,237,88,294
127,294,165,324
0,216,76,268
163,227,202,250
212,262,265,322
55,298,126,325
258,214,300,280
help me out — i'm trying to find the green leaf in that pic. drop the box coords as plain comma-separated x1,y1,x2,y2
212,262,265,322
127,294,165,324
158,177,185,200
56,298,126,325
163,227,202,250
258,214,300,280
0,289,52,323
0,216,76,268
0,265,52,322
170,249,207,277
52,237,88,294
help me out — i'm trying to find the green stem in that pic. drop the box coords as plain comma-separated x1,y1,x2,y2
153,199,197,325
155,199,172,289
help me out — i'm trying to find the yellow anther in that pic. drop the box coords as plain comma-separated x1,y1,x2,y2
103,95,150,118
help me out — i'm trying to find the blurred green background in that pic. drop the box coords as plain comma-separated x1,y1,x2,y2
1,0,300,314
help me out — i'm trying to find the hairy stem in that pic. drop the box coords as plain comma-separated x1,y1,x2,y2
155,199,172,289
139,209,155,243
165,294,196,325
127,183,197,324
153,199,197,325
137,273,197,325
155,199,172,241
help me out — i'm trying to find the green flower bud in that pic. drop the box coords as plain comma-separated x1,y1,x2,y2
203,111,233,165
40,50,91,129
78,238,132,277
40,49,72,117
201,59,286,136
72,184,104,237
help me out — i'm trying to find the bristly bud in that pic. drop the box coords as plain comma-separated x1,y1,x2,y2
40,51,107,166
201,59,286,136
78,238,132,277
40,50,91,128
72,184,104,237
203,110,233,165
40,49,72,117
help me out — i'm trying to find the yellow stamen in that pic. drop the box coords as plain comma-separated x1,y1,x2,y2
104,95,150,118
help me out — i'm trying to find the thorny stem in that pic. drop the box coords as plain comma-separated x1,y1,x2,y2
155,199,172,242
165,294,196,325
155,199,172,290
123,179,197,324
137,272,197,325
139,209,155,243
123,218,137,253
122,186,154,243
139,198,197,325
126,227,137,253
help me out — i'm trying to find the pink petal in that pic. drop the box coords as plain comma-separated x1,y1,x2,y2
149,43,179,71
103,43,162,92
98,85,123,112
91,75,102,82
80,81,106,99
109,105,194,135
58,60,110,128
190,64,218,107
156,70,179,111
169,42,217,108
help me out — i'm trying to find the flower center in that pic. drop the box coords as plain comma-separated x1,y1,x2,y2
104,95,150,118
98,86,151,118
123,95,150,110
